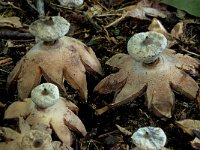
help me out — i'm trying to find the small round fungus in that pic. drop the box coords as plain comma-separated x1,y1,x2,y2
58,0,83,8
29,16,70,41
127,31,167,64
31,83,59,109
131,126,167,150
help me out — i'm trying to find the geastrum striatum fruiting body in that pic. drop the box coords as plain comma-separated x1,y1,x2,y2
7,16,102,100
94,31,199,118
0,117,73,150
4,83,87,146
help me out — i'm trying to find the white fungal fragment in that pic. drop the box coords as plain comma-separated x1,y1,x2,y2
58,0,83,8
127,31,167,64
131,126,167,150
31,83,59,109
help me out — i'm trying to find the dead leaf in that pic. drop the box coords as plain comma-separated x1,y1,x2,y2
176,119,200,136
148,18,183,47
0,101,5,108
127,5,166,20
115,124,132,136
170,21,184,39
0,16,22,28
104,0,124,7
148,18,170,38
85,4,103,19
137,0,170,14
106,5,166,28
191,137,200,149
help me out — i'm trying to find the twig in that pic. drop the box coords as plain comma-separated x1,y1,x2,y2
0,1,23,11
0,30,34,40
105,13,127,28
96,14,122,17
87,139,101,150
116,124,132,136
181,48,200,57
49,2,82,13
139,109,150,119
0,57,12,66
98,130,119,138
103,27,111,42
97,1,109,12
0,68,10,73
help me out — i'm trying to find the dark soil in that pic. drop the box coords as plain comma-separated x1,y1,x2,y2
0,0,199,149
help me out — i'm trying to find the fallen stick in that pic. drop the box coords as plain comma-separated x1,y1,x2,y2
0,57,13,66
0,30,34,39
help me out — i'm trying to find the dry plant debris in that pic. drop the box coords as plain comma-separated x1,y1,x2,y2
176,119,200,136
58,0,83,8
115,124,132,136
0,57,13,66
0,101,5,107
176,119,200,149
4,83,87,146
104,4,167,28
94,31,199,118
7,16,102,100
148,18,184,47
190,138,200,150
0,16,22,28
0,117,72,150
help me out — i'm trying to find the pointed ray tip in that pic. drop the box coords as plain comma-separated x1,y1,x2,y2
95,106,109,115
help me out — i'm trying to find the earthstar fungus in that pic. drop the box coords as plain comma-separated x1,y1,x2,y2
4,83,87,146
94,31,199,118
7,16,102,100
0,117,72,150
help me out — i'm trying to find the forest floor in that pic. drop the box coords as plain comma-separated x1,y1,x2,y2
0,0,199,149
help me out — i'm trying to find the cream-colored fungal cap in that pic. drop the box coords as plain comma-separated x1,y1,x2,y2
29,16,70,41
58,0,83,8
31,83,59,109
131,126,167,150
127,31,167,64
21,130,52,150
